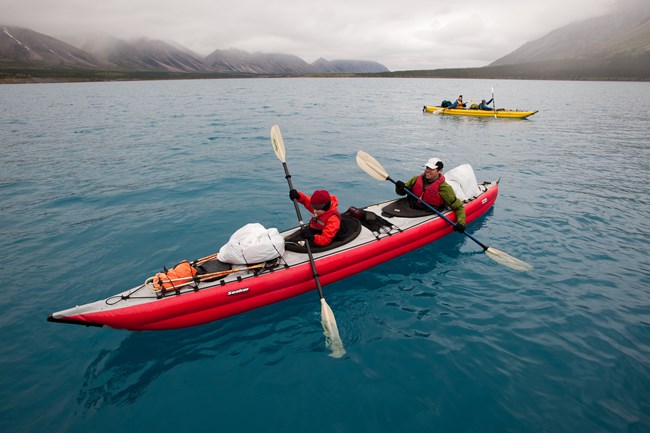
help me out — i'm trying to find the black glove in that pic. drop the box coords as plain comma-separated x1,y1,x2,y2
453,223,466,233
289,189,300,201
300,227,314,241
395,180,406,195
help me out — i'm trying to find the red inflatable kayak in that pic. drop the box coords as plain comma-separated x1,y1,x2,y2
48,181,498,331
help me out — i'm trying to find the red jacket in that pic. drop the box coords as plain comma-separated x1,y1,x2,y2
296,191,341,246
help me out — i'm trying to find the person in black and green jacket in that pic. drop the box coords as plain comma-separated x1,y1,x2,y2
394,157,467,233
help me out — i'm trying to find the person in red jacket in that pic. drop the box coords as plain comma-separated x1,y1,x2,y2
289,189,341,246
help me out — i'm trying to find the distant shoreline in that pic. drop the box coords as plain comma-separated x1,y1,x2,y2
2,61,649,84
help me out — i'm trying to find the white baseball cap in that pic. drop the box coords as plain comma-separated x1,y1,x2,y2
425,158,443,170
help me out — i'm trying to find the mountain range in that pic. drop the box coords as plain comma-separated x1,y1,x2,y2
489,1,649,68
0,26,388,77
389,0,650,81
1,0,649,82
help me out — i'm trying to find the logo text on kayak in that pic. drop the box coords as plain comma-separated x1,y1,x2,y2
227,288,250,296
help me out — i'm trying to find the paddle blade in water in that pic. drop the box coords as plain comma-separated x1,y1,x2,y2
486,247,533,272
321,298,346,358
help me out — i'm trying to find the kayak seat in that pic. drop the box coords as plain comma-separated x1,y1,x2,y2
381,197,434,218
284,215,362,253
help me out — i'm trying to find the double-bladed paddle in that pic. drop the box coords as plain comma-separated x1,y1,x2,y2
356,150,532,271
271,125,346,358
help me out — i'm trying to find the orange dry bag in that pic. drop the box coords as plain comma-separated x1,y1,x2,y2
152,260,197,291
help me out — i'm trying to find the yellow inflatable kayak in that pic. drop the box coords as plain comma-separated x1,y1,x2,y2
423,106,537,119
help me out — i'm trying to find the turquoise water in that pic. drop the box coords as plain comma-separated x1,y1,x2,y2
1,78,649,433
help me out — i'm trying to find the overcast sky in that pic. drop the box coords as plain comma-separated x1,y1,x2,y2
1,0,636,71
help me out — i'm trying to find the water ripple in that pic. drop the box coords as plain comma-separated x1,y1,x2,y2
1,78,649,433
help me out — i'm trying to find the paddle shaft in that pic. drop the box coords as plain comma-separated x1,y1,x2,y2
390,175,490,251
280,161,327,300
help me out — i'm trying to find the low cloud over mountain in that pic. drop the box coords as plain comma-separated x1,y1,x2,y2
486,0,649,79
3,0,649,83
0,26,389,75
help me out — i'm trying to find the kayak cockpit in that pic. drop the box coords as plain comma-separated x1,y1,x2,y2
284,214,363,253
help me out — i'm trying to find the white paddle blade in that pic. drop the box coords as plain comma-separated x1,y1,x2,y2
486,247,533,272
321,298,346,358
270,125,286,162
356,150,389,181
